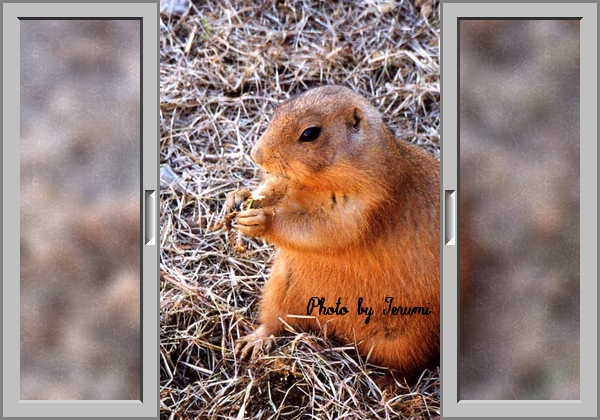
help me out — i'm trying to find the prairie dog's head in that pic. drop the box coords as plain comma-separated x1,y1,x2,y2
251,86,391,190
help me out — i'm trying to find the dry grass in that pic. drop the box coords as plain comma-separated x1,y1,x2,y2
160,0,440,418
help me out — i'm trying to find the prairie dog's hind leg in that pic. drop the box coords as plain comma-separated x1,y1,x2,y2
235,264,291,360
235,323,278,360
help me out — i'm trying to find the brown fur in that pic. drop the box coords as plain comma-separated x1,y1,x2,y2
233,85,439,375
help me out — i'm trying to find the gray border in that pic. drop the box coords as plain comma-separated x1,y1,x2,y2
2,2,159,418
441,2,597,418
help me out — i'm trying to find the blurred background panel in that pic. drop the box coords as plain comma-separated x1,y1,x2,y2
459,19,580,400
20,19,141,400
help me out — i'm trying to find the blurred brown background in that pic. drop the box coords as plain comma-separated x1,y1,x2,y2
20,20,141,399
459,20,580,400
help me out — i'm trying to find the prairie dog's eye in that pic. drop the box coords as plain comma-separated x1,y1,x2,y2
299,126,321,143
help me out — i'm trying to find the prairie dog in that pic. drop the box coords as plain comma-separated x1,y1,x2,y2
230,85,439,375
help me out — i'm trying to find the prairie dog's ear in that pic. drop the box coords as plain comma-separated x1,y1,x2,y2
350,107,363,131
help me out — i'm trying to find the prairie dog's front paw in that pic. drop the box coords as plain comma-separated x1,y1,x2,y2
236,208,272,237
225,189,252,213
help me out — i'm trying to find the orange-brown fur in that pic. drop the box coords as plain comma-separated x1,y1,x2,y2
232,86,439,375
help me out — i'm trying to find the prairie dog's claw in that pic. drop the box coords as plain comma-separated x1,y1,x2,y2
225,189,252,213
235,325,276,360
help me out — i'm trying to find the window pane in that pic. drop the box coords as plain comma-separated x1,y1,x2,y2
20,19,141,400
459,19,580,400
